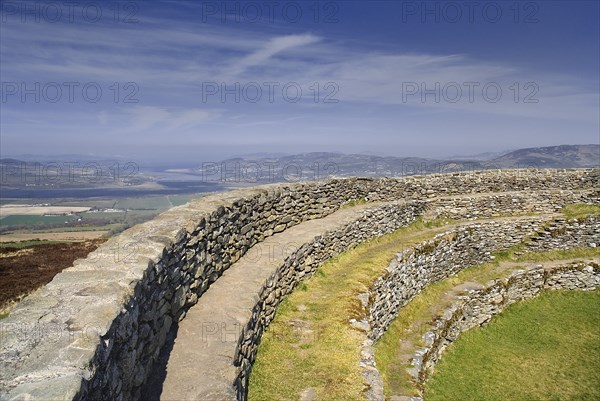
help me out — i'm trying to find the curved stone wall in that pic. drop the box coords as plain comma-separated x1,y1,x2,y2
368,218,544,340
0,169,598,401
234,201,426,397
238,193,599,400
425,189,599,220
365,214,599,400
413,260,600,392
1,181,368,401
368,214,600,340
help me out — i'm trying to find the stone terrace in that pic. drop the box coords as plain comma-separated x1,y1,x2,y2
0,169,598,401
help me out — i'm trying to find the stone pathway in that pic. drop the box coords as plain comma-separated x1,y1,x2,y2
155,203,380,401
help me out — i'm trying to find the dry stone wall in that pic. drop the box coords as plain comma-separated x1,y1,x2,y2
414,260,599,391
0,169,598,401
365,214,600,400
368,214,600,342
1,181,369,401
368,218,546,340
233,202,426,397
525,215,600,251
426,189,599,220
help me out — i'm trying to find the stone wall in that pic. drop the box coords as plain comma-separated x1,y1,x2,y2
364,214,599,400
368,213,600,342
368,218,545,340
425,189,599,220
361,169,598,202
1,181,371,401
525,215,600,251
0,168,598,401
233,202,426,398
415,261,599,391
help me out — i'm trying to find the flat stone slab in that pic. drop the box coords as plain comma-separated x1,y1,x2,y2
158,203,379,401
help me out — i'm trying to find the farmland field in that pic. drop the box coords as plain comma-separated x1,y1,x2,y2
0,189,211,313
0,214,78,225
0,193,208,241
0,205,91,216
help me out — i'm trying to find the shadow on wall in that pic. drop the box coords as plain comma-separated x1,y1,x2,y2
141,323,179,401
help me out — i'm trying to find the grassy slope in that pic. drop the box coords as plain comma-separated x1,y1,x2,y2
561,203,600,219
425,290,600,401
374,247,599,397
374,203,600,397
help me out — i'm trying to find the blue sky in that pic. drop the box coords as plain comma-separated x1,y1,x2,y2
1,0,598,163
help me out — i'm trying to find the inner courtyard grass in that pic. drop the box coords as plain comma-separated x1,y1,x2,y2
374,246,600,398
424,290,600,401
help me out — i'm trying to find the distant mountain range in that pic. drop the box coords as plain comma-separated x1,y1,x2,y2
190,144,599,183
2,145,598,191
490,144,599,169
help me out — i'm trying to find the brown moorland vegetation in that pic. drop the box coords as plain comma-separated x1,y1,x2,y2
0,240,105,312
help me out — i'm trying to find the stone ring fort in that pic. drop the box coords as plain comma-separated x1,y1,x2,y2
0,168,598,401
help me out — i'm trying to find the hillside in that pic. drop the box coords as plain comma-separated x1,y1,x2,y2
195,144,599,182
491,144,599,169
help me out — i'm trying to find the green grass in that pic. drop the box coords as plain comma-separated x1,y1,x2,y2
248,217,454,401
373,258,519,397
561,203,600,219
372,210,600,397
0,239,70,249
425,290,600,401
375,244,599,397
0,214,77,225
249,208,599,401
340,198,369,209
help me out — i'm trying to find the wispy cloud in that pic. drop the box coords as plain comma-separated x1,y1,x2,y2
123,106,222,133
224,34,322,78
1,1,597,160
